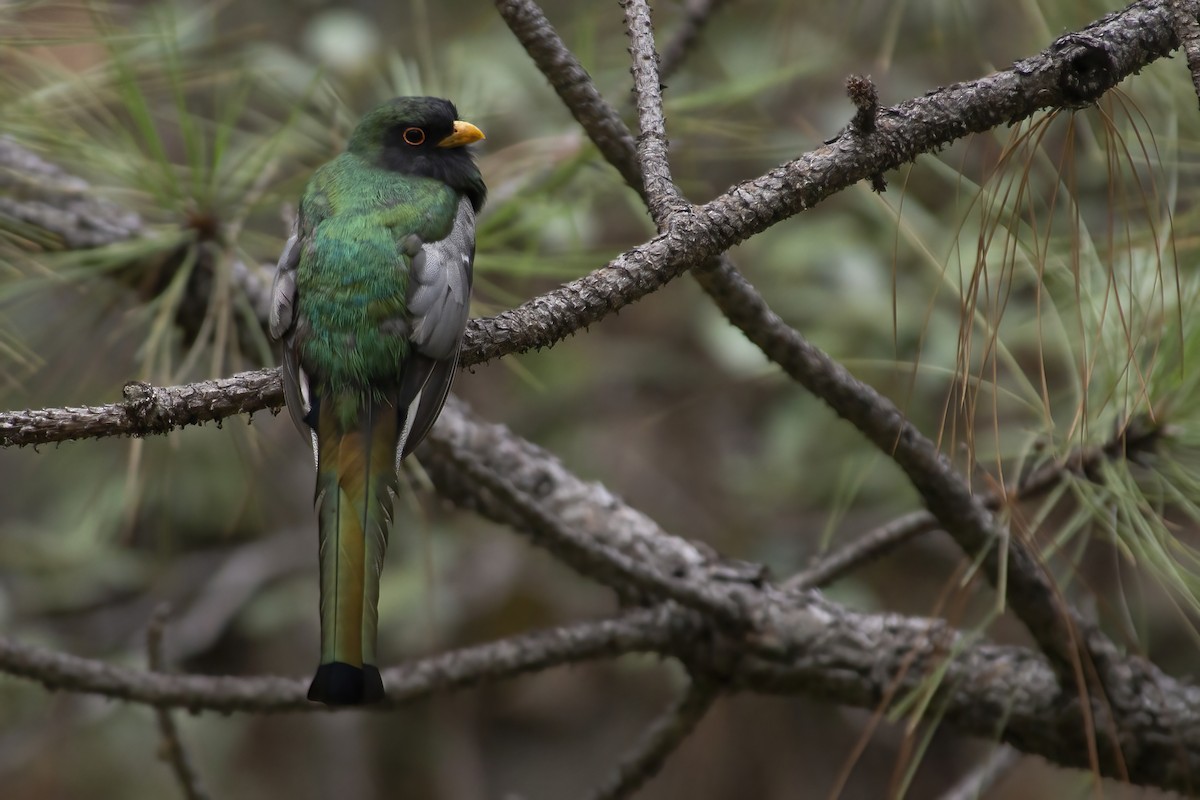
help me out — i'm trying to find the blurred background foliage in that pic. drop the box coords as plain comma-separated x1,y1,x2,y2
1,0,1199,797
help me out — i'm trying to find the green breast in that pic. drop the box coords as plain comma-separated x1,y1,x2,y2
296,154,458,394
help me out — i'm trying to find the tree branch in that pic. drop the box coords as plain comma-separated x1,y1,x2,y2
0,372,282,448
492,0,643,192
0,136,142,248
622,0,686,222
691,258,1108,686
147,606,212,800
657,0,727,82
1168,0,1200,107
0,382,1194,789
584,678,719,800
1,1,1197,793
0,606,682,713
467,0,1177,364
5,589,1200,792
789,416,1164,591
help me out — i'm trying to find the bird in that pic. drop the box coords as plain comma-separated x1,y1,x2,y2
269,96,486,705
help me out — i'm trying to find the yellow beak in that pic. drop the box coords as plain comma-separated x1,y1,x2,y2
438,120,485,148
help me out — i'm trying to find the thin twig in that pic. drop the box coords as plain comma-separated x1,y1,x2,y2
584,679,720,800
493,0,641,190
147,605,212,800
938,745,1020,800
1,606,684,713
165,533,311,663
791,417,1163,589
790,511,938,589
622,0,687,222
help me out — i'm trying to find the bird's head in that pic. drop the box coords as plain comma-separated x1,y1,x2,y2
348,96,487,211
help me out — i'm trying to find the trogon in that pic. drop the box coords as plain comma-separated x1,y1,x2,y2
270,96,486,705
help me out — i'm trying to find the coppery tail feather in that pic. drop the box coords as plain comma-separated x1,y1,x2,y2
307,392,401,705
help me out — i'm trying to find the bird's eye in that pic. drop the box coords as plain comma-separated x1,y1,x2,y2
402,127,425,146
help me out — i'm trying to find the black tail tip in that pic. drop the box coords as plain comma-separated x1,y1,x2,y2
308,663,385,705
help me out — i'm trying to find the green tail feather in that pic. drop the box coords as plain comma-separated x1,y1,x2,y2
308,392,400,705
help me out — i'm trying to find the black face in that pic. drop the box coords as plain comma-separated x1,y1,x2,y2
376,98,486,211
380,99,459,155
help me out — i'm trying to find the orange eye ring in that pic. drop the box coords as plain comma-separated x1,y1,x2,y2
402,127,425,146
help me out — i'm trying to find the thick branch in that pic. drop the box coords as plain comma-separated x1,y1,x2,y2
691,259,1105,684
4,593,1200,793
0,137,142,248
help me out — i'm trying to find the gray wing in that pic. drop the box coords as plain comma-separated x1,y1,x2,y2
397,196,476,458
268,216,313,439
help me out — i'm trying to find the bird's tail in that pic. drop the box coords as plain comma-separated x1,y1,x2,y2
307,391,400,705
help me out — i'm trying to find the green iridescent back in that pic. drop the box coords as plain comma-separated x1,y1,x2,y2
295,152,460,401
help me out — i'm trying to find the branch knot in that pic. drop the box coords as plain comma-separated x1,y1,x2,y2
122,381,172,434
1052,33,1119,107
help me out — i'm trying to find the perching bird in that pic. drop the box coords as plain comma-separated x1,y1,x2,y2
269,97,485,705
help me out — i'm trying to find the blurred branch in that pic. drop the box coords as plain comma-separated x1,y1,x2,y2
428,425,766,632
147,605,213,800
790,511,939,590
658,0,727,81
425,397,778,628
938,746,1020,800
0,137,141,248
165,532,311,663
584,678,720,800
